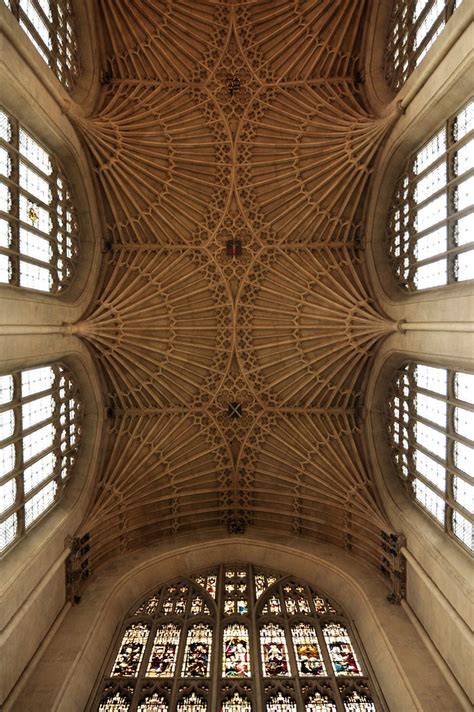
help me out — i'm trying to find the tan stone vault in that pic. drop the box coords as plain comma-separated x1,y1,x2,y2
69,0,401,571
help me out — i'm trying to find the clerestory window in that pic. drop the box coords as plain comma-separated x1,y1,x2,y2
2,0,80,91
0,106,80,293
0,363,82,554
386,98,473,291
384,0,464,92
93,564,382,711
386,363,473,552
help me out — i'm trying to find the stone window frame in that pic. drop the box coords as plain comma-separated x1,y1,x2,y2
0,360,83,556
0,104,81,294
384,0,461,92
385,97,473,293
3,0,80,92
92,564,383,711
386,361,473,553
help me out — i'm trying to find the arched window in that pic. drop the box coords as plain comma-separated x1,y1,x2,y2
386,98,473,291
2,0,80,91
386,362,473,552
384,0,463,92
93,565,381,711
0,363,82,554
0,106,80,292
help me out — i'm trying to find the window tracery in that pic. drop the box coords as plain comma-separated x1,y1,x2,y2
384,0,463,91
0,106,80,292
2,0,80,90
0,363,82,554
386,99,473,290
94,565,381,711
386,363,473,552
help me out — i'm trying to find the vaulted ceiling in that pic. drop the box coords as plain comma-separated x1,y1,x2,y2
72,0,400,570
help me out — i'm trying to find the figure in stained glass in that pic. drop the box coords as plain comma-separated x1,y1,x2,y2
146,623,180,677
223,624,251,677
266,691,297,712
221,691,252,711
183,624,212,677
292,623,326,676
111,624,150,677
322,624,361,676
96,566,378,710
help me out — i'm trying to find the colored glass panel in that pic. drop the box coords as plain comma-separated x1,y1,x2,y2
193,573,217,599
260,623,290,677
111,624,150,677
137,694,168,711
182,623,212,677
322,623,361,676
313,596,337,616
99,692,130,712
146,623,180,677
255,571,279,598
292,622,326,676
190,595,210,616
221,692,252,712
223,623,251,677
177,692,207,711
262,595,281,615
135,596,160,616
305,693,336,711
343,691,376,711
266,692,297,712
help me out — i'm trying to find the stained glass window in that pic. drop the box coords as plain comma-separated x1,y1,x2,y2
94,565,380,710
176,692,207,712
0,106,80,292
221,691,252,711
0,363,82,554
386,99,473,291
387,363,474,552
292,623,326,676
321,624,361,677
223,623,251,677
3,0,80,91
384,0,463,91
147,623,181,677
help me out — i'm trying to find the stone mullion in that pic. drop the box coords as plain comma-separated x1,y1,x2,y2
248,564,261,710
206,567,222,712
8,116,20,287
446,370,456,536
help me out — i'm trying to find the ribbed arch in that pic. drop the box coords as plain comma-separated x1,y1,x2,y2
92,564,381,711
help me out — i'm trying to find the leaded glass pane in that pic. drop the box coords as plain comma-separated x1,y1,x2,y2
223,623,251,677
387,100,474,291
177,692,207,711
0,106,80,293
260,623,290,677
146,623,181,677
94,566,379,710
99,692,130,712
221,692,252,712
0,363,82,553
266,692,297,712
384,1,461,90
182,624,212,677
322,623,362,676
387,363,474,551
343,691,376,711
4,0,79,90
292,622,326,676
136,694,167,712
111,623,150,677
305,692,336,711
